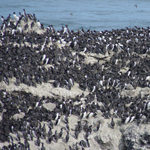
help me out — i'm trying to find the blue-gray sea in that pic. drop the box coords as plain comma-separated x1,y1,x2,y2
0,0,150,31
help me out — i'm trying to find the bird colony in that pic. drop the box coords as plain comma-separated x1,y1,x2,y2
0,10,150,150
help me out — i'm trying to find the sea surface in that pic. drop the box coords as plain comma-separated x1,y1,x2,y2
0,0,150,31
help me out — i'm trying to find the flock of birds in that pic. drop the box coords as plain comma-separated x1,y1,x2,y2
0,9,150,149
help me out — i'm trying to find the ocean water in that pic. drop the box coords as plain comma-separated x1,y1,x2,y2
0,0,150,31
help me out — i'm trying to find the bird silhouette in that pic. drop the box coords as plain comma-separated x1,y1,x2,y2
111,118,115,129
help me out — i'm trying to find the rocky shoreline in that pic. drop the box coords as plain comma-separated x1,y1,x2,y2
0,11,150,150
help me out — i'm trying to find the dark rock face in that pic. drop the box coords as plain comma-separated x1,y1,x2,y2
0,10,150,149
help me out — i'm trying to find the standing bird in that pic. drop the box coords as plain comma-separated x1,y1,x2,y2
66,131,69,143
77,121,82,133
64,115,69,124
23,9,28,22
48,135,53,144
81,110,87,119
31,21,35,28
83,121,88,132
49,120,53,128
65,123,70,131
75,129,79,139
41,143,46,150
42,124,46,133
48,127,52,136
33,13,37,22
59,128,63,138
36,137,41,146
96,120,101,131
16,131,21,141
55,116,61,126
86,138,90,147
1,16,5,23
13,12,19,21
53,130,59,142
6,14,11,23
24,24,29,30
111,118,115,129
24,139,30,149
37,20,41,29
88,125,92,134
55,112,59,121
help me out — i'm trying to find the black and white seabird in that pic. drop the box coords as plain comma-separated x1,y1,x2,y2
48,135,53,144
65,123,70,131
81,109,87,119
41,143,46,150
96,120,101,131
55,116,61,126
75,129,79,139
1,16,4,23
36,137,41,146
76,121,82,133
79,140,87,147
64,115,69,124
66,131,69,143
88,125,92,134
55,112,59,121
37,20,41,29
13,12,19,21
83,120,88,132
111,118,115,129
59,128,63,138
24,139,30,149
53,130,59,142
